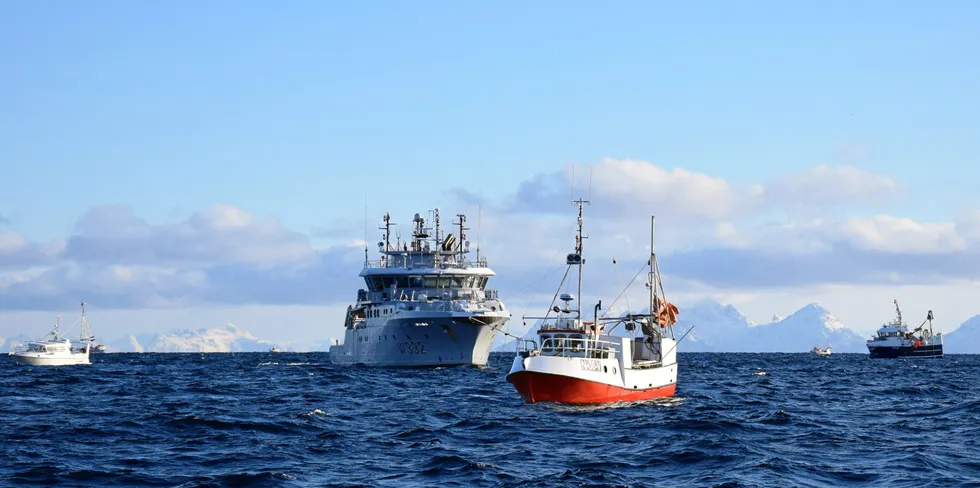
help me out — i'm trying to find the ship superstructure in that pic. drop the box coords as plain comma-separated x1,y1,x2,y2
329,209,509,366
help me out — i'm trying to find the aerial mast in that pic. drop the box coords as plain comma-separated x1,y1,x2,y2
455,213,469,261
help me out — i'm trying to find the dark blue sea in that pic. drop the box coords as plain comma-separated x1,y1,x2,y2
2,352,979,487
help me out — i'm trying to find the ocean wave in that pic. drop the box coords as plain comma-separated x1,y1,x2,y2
1,352,978,487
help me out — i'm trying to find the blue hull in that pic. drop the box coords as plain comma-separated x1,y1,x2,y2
868,344,943,359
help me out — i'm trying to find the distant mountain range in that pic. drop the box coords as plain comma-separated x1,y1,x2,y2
5,301,980,354
497,300,980,354
104,323,308,353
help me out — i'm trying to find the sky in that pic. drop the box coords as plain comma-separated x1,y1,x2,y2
2,1,980,345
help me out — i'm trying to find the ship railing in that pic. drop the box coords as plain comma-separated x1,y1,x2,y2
362,257,490,269
536,336,621,360
361,289,500,305
516,339,538,358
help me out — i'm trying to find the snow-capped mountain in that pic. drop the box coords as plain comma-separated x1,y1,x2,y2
495,301,870,353
940,315,980,354
738,303,867,353
109,323,279,353
1,333,34,352
673,300,754,352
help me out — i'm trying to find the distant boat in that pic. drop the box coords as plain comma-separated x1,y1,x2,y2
93,344,106,353
269,346,282,353
9,302,96,366
867,300,943,359
811,345,831,356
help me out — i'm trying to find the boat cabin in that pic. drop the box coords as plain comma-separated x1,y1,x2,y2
875,326,903,339
25,341,71,353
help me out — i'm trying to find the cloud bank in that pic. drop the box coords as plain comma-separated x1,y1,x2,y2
2,157,976,312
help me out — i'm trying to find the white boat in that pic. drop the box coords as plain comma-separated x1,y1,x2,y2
329,209,510,367
506,199,681,404
270,346,282,353
10,302,96,366
811,345,832,356
867,300,943,359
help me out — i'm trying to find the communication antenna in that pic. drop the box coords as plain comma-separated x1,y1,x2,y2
363,194,369,265
476,189,482,261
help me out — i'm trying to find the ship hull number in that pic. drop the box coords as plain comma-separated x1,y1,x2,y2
580,359,601,372
398,341,426,354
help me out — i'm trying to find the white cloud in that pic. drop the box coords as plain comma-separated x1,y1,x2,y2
66,204,316,267
764,164,899,208
842,215,966,253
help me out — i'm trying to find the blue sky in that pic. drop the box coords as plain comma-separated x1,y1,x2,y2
2,1,980,344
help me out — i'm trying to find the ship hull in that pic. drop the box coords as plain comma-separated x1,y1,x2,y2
505,339,678,405
11,354,91,366
867,344,944,359
328,315,507,367
507,370,676,404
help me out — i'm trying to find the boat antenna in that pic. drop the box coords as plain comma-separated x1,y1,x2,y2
894,299,902,325
363,195,369,265
476,193,482,262
571,193,590,321
927,309,934,335
455,213,468,261
649,216,657,329
53,314,62,340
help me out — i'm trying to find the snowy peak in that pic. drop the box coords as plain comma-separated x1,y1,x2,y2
110,323,276,353
783,303,846,331
770,314,783,323
683,299,752,327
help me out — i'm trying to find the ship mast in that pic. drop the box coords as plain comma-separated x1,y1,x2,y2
572,197,589,320
649,216,656,328
455,213,469,261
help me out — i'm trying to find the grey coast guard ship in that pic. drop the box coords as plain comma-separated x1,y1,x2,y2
329,209,510,366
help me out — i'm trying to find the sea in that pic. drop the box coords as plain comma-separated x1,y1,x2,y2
1,352,979,488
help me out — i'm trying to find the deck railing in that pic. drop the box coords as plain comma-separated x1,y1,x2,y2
362,257,489,269
519,336,621,360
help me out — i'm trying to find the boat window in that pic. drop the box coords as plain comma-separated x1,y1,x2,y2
395,276,409,288
554,334,567,351
462,276,475,288
372,277,384,291
437,276,451,288
451,276,464,288
540,335,553,351
424,276,438,288
363,278,375,291
480,277,489,289
381,277,395,289
409,276,424,288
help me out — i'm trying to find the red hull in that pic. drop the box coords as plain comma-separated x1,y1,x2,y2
507,370,676,404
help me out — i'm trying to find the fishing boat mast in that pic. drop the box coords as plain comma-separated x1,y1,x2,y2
572,197,589,321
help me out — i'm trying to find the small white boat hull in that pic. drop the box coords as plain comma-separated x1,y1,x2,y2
12,353,91,366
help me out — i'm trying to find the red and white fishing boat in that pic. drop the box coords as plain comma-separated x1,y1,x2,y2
506,198,681,404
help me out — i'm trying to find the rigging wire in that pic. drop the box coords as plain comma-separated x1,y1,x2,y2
599,261,648,320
